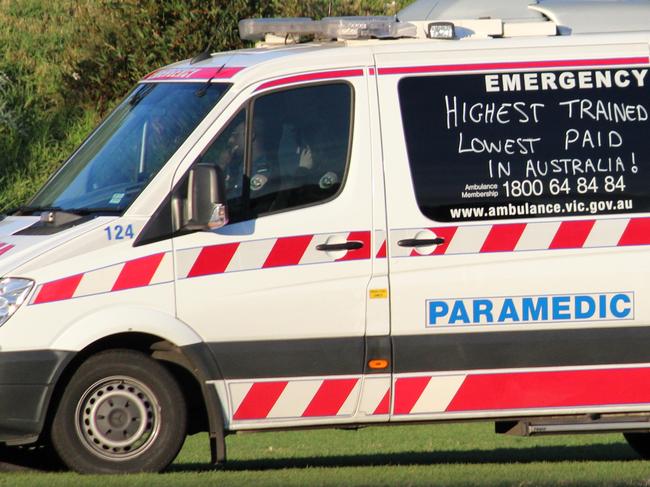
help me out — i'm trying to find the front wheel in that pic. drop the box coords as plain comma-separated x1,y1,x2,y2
51,349,187,474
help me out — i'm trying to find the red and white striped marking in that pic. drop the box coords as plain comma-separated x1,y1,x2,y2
387,217,650,258
393,366,650,415
230,375,390,421
230,377,361,420
177,231,372,279
229,365,650,421
30,231,374,305
0,242,15,257
359,376,391,416
30,252,173,305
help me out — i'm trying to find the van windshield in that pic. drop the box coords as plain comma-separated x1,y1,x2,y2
27,82,229,215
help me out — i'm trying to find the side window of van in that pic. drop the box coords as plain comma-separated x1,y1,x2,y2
398,71,649,222
200,110,248,218
200,83,352,223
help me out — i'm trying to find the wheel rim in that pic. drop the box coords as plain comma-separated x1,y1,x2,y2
74,376,162,461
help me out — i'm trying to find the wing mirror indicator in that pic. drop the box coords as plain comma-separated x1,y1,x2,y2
207,203,228,230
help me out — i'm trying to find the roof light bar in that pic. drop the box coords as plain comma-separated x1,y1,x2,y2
239,18,322,41
239,16,417,42
321,16,417,40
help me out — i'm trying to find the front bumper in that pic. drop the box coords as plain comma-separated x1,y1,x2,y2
0,350,73,445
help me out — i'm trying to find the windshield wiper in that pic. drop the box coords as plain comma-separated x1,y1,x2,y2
195,74,217,98
16,205,122,216
66,208,122,216
129,83,155,107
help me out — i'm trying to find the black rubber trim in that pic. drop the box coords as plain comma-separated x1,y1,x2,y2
393,326,650,373
207,337,365,380
133,194,173,247
0,350,73,444
202,327,650,381
177,343,228,463
0,350,71,384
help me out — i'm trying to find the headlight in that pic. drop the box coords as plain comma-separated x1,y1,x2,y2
0,278,34,327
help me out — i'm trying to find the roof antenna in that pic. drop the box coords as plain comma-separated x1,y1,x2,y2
191,43,213,64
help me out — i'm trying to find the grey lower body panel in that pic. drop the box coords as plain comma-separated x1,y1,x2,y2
206,337,365,380
203,326,650,380
0,350,73,444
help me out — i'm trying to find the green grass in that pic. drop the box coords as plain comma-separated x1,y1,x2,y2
1,423,650,486
0,0,101,210
0,0,413,211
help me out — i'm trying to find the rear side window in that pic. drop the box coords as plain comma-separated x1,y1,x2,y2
200,82,352,223
398,68,650,222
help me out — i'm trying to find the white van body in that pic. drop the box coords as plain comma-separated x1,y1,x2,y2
1,0,650,473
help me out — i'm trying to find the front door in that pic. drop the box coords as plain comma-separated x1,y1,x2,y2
173,74,382,429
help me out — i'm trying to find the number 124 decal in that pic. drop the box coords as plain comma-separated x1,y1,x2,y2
104,224,135,241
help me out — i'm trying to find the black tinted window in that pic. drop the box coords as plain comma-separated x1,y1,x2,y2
399,68,649,222
199,83,352,222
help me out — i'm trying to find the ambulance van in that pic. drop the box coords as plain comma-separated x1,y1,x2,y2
0,0,649,473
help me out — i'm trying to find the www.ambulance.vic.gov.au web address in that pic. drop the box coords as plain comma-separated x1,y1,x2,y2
450,198,634,220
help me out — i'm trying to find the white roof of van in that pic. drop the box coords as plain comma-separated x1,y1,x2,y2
397,0,650,35
398,0,544,22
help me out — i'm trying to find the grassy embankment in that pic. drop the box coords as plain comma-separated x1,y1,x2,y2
0,0,407,210
0,0,100,210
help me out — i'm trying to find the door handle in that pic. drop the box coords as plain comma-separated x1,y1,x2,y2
397,237,445,248
316,241,364,252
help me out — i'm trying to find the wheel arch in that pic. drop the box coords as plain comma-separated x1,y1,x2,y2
44,322,227,464
49,305,204,351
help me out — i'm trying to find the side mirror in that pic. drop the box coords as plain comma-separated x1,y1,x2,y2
184,163,229,231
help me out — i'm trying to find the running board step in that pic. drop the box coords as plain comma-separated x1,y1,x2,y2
496,417,650,436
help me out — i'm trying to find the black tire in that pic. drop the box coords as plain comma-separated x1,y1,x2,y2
624,432,650,459
51,349,187,474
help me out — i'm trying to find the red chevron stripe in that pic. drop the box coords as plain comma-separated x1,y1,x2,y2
112,253,165,291
393,376,431,415
302,378,359,417
33,274,84,304
188,243,240,277
480,223,526,253
619,218,650,246
373,390,391,415
233,381,288,420
263,235,313,268
549,220,596,249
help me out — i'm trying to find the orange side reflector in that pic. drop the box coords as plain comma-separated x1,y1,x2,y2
368,359,389,370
